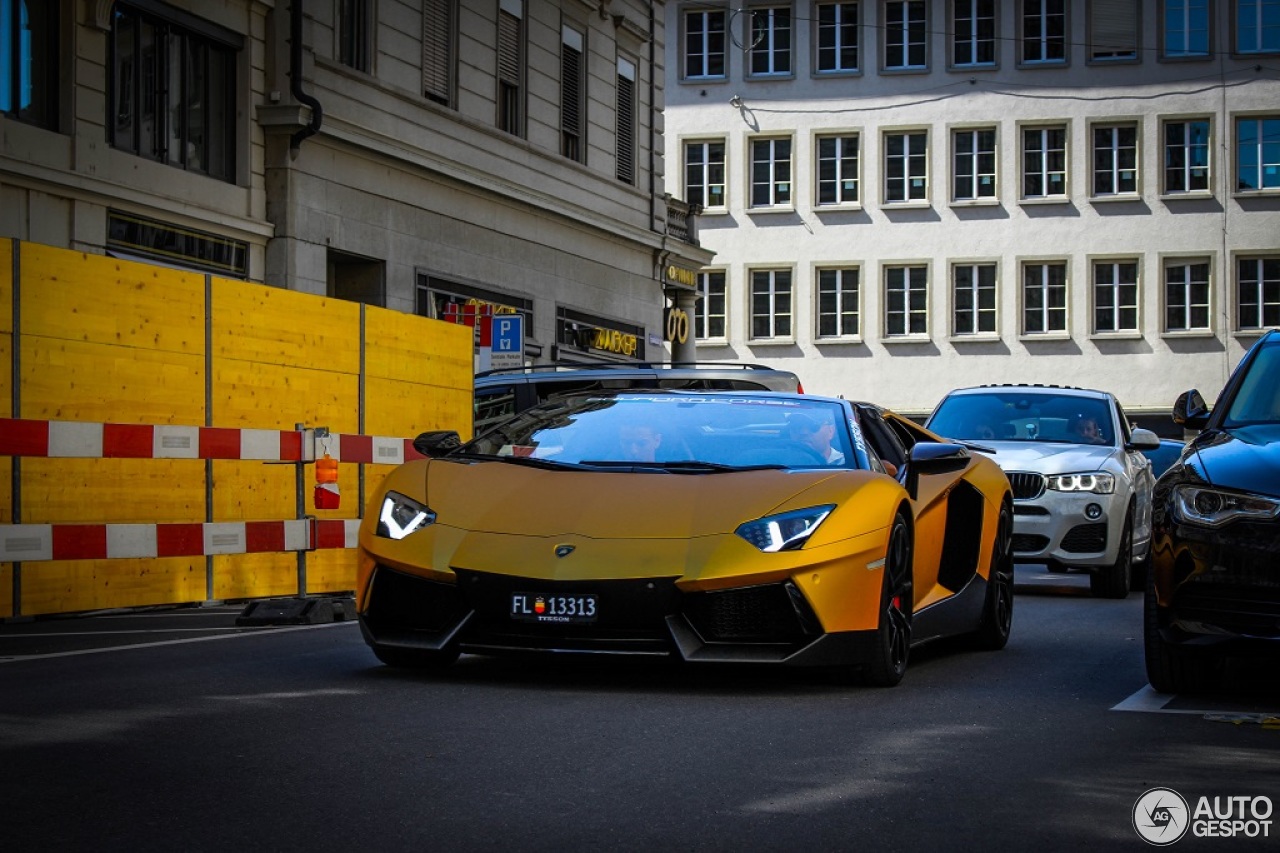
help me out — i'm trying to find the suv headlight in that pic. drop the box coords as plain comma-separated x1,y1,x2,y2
736,505,834,553
376,491,436,539
1046,472,1114,494
1171,486,1280,528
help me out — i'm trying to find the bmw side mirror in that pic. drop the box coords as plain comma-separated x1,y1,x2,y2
413,430,463,457
1171,390,1210,430
1125,428,1161,451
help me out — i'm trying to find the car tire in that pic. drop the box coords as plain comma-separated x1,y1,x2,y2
863,512,914,687
971,501,1014,651
1143,565,1217,694
372,645,460,670
1089,511,1132,599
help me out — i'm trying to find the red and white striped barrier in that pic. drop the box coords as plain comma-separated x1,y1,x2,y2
0,418,424,465
0,518,361,563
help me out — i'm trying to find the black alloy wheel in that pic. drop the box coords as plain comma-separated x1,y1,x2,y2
864,512,914,687
1090,510,1132,599
972,500,1014,651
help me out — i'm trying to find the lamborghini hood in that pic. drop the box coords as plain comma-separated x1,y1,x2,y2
424,458,850,539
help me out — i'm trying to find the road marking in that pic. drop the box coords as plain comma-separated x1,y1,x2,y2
1113,685,1280,722
0,620,357,664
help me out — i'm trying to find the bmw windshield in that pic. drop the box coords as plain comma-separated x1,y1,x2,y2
929,392,1116,446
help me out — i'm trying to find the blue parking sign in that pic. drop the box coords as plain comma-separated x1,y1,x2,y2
490,314,524,368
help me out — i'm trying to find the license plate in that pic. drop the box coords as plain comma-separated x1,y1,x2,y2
510,592,598,624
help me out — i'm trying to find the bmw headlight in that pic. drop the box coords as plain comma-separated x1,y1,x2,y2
1171,486,1280,528
736,505,834,553
1046,472,1114,494
376,491,436,539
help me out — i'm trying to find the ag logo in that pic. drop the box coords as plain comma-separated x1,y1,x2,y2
1133,787,1190,845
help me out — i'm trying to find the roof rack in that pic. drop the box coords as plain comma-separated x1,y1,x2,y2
475,361,786,378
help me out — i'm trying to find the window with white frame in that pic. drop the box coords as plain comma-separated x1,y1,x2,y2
1022,125,1067,198
953,128,997,200
1164,259,1211,332
1021,0,1066,64
953,0,997,66
884,130,927,202
748,5,792,76
953,263,998,334
1093,260,1140,333
1092,123,1139,197
751,137,793,208
423,0,456,106
816,1,860,72
696,270,727,339
1236,256,1280,330
684,7,726,79
884,1,928,69
1236,0,1280,54
1089,0,1139,61
1022,261,1068,333
1236,116,1280,191
750,269,793,338
616,56,636,184
561,25,586,162
685,140,727,209
1163,118,1211,193
885,265,928,337
1162,0,1210,57
817,134,860,205
817,267,860,337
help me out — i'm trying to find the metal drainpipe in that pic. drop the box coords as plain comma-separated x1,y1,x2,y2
290,0,324,156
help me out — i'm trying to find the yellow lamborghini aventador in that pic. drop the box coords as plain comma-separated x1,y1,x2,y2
356,390,1014,686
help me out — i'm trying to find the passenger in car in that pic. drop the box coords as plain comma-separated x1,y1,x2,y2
789,412,846,464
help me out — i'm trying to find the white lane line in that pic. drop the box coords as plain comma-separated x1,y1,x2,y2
0,620,358,664
1111,685,1202,714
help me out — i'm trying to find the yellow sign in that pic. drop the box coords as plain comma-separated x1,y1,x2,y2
665,264,698,288
591,328,639,356
665,307,690,344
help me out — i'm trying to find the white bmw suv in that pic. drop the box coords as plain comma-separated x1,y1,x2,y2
926,385,1160,598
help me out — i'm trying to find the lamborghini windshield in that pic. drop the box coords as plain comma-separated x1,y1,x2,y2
461,392,860,470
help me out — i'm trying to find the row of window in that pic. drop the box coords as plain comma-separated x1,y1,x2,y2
682,0,1280,81
683,114,1279,210
693,256,1280,341
3,1,641,186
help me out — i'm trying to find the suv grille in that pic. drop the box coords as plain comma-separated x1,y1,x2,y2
1061,522,1107,553
1012,534,1049,554
1007,472,1045,500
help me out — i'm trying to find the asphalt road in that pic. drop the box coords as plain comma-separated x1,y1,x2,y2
1,565,1277,853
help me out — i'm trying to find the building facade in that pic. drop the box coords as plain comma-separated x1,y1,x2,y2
1,0,710,369
663,0,1280,422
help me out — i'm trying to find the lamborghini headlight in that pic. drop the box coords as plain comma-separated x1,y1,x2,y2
1046,472,1114,494
376,491,436,539
1171,486,1280,528
735,505,835,553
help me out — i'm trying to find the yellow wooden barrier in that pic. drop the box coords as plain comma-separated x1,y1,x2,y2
0,240,472,618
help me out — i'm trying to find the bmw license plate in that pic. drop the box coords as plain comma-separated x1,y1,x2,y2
510,592,598,624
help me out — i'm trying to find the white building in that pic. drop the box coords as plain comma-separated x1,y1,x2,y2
1,0,710,367
663,0,1280,424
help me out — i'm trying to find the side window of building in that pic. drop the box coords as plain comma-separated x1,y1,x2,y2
1021,124,1068,199
952,0,997,68
497,0,525,137
338,0,372,72
685,140,727,209
816,267,860,339
1163,258,1212,333
1092,259,1140,334
1236,0,1280,54
747,5,792,77
1162,118,1211,194
696,270,727,340
1088,0,1139,62
1022,260,1069,334
883,129,928,203
816,133,860,205
952,127,997,201
751,136,794,208
1235,115,1280,192
884,264,928,337
750,268,794,339
1235,256,1280,331
952,262,998,336
883,0,928,71
616,55,637,184
684,7,727,80
109,2,239,182
815,1,860,74
423,0,456,107
1161,0,1211,58
1091,122,1139,197
561,24,586,163
1020,0,1067,65
1,0,59,130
